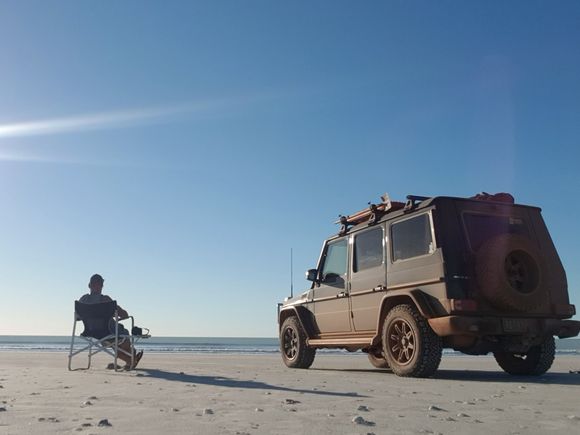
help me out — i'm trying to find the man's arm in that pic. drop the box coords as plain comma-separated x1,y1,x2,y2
116,305,129,320
99,294,128,319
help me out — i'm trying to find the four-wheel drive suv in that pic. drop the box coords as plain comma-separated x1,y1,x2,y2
278,193,580,378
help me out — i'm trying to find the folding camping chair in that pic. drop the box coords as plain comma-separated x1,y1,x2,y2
68,300,149,371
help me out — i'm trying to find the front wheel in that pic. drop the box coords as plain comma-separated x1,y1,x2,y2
280,316,316,369
382,304,442,377
494,336,555,376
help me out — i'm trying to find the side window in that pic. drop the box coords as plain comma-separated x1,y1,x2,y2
353,227,384,272
391,214,434,261
321,238,348,278
463,213,529,252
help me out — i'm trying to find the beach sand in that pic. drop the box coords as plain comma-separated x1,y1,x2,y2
1,352,579,434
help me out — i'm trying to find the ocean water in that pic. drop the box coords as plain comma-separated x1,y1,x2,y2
0,336,279,354
0,336,578,355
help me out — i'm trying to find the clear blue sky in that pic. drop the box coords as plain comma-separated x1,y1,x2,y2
0,1,579,336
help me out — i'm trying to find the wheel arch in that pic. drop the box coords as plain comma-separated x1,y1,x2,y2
371,289,437,346
278,306,314,339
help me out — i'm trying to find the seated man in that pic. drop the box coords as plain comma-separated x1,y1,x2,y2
79,273,143,369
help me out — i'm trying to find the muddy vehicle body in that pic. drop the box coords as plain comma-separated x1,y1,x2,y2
278,193,580,377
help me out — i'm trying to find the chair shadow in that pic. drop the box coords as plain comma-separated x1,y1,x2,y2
138,368,366,398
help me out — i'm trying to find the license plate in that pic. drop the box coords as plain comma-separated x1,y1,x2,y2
502,318,528,333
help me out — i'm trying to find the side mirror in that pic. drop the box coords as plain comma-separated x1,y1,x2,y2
306,269,318,282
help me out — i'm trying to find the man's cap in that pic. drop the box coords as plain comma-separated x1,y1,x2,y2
89,274,104,284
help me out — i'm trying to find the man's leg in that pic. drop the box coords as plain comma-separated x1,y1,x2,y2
116,340,143,369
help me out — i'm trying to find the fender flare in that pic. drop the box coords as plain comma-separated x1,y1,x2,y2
278,306,314,339
371,289,437,346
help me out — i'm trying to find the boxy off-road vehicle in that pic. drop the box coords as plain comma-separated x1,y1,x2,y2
278,193,580,377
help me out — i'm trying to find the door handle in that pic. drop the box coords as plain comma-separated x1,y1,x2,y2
337,291,347,298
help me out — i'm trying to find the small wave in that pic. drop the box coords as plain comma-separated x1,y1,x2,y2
1,336,579,356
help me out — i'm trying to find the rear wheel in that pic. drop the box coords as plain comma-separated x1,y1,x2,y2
280,316,316,369
494,336,555,376
382,304,442,377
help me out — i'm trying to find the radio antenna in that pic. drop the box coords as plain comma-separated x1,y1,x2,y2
290,248,294,298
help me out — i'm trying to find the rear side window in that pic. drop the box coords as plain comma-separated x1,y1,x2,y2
391,214,434,261
464,213,528,252
322,238,348,277
353,227,384,272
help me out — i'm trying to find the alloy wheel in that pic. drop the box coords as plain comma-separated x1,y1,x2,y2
283,326,298,360
387,319,416,365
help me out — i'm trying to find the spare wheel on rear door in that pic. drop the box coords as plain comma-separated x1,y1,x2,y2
476,234,547,312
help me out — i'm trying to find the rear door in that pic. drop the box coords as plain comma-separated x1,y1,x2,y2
349,225,386,332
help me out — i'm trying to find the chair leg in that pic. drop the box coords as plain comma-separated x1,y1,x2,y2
129,335,135,370
69,340,92,371
69,314,92,371
68,313,77,371
68,331,75,371
114,318,119,372
129,336,135,370
129,317,135,370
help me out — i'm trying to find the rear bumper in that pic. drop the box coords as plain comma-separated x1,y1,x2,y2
428,315,580,339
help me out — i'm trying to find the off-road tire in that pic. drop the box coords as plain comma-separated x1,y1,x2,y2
493,336,556,376
367,352,391,369
382,304,442,378
280,316,316,369
476,234,547,312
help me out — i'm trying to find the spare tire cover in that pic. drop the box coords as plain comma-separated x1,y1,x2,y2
476,234,547,312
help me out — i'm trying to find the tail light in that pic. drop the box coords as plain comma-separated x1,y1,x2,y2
451,299,478,312
552,304,576,316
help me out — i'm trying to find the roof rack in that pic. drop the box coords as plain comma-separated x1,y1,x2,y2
336,193,406,235
404,195,430,211
335,192,515,235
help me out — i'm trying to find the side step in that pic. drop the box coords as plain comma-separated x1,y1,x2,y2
307,337,374,348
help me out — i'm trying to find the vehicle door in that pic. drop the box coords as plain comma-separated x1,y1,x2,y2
387,211,444,291
312,237,352,334
349,225,387,332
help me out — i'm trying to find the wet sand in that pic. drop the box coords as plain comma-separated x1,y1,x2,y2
1,352,579,434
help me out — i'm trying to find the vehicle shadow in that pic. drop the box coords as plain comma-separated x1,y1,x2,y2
310,368,386,374
433,369,580,386
311,367,580,386
138,368,367,397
